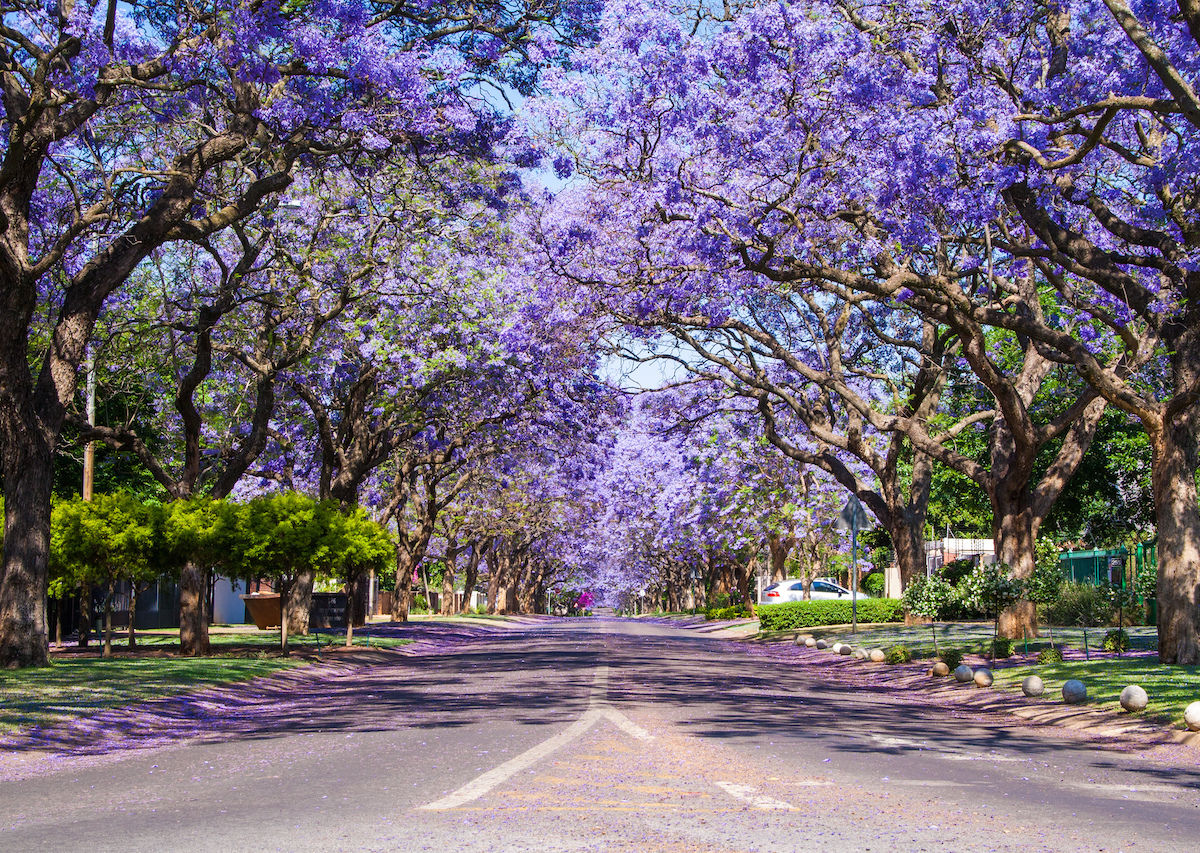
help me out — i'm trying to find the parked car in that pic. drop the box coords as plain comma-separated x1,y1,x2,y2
759,579,869,604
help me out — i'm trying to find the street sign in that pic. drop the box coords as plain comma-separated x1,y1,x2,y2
833,496,870,635
834,496,870,533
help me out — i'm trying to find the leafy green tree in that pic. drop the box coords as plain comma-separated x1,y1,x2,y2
321,509,393,647
50,494,165,657
959,563,1025,664
160,497,241,656
1027,539,1064,651
902,573,955,656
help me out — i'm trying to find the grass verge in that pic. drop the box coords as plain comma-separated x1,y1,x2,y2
0,656,303,736
992,658,1200,727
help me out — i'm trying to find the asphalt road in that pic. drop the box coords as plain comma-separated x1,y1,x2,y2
2,618,1198,852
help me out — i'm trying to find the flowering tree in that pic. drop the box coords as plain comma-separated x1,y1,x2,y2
0,0,600,666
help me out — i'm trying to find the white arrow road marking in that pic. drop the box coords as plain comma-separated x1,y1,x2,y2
714,781,799,811
420,663,651,811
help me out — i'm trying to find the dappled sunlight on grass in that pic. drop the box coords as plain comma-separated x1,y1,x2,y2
993,658,1200,725
0,657,303,735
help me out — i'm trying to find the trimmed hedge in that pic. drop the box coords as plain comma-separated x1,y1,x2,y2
757,598,904,631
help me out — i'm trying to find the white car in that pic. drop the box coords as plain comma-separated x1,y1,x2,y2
759,579,868,603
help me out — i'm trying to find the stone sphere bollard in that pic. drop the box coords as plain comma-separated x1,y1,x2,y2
931,661,950,677
1022,675,1045,697
973,667,994,688
839,643,853,656
853,647,868,660
815,639,829,650
870,648,886,663
805,637,818,648
1184,701,1200,732
953,664,974,683
1062,679,1088,704
1119,685,1148,713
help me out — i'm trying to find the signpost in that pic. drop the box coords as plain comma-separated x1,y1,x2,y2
833,495,870,635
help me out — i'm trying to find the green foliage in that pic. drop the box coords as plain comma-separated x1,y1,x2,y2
862,572,886,596
958,562,1024,619
704,605,753,620
901,573,955,621
939,649,964,669
1135,565,1157,599
1037,647,1065,664
939,558,977,586
50,493,166,591
757,599,904,631
1046,582,1116,628
885,645,912,664
1027,539,1064,606
992,637,1014,658
1103,628,1130,652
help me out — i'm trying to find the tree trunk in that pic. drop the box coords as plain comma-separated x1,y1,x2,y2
179,561,210,656
78,583,92,647
992,486,1039,639
1149,410,1200,664
287,568,314,636
459,545,482,614
103,582,114,659
392,547,415,622
127,585,138,649
346,572,368,628
767,535,790,583
888,512,927,591
0,453,53,667
486,549,503,614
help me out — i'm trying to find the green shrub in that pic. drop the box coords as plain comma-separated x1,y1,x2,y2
756,598,905,631
862,573,886,597
705,605,752,621
939,558,976,586
885,645,912,664
1045,582,1116,627
992,637,1014,658
1037,647,1064,664
1103,628,1130,652
939,649,964,669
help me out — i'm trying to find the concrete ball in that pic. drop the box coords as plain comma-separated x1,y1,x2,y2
1021,675,1045,697
805,637,817,648
1184,701,1200,732
1062,679,1088,704
953,664,974,683
815,639,829,650
853,648,868,660
830,642,844,654
973,667,994,688
869,648,886,663
931,661,950,677
839,643,853,655
1119,685,1148,713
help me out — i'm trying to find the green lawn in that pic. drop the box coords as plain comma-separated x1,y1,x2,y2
763,622,1159,659
122,627,412,651
0,656,303,735
992,658,1200,727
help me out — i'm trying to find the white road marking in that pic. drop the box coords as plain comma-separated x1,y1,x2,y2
714,781,799,811
868,733,1025,763
420,709,605,811
420,662,652,811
